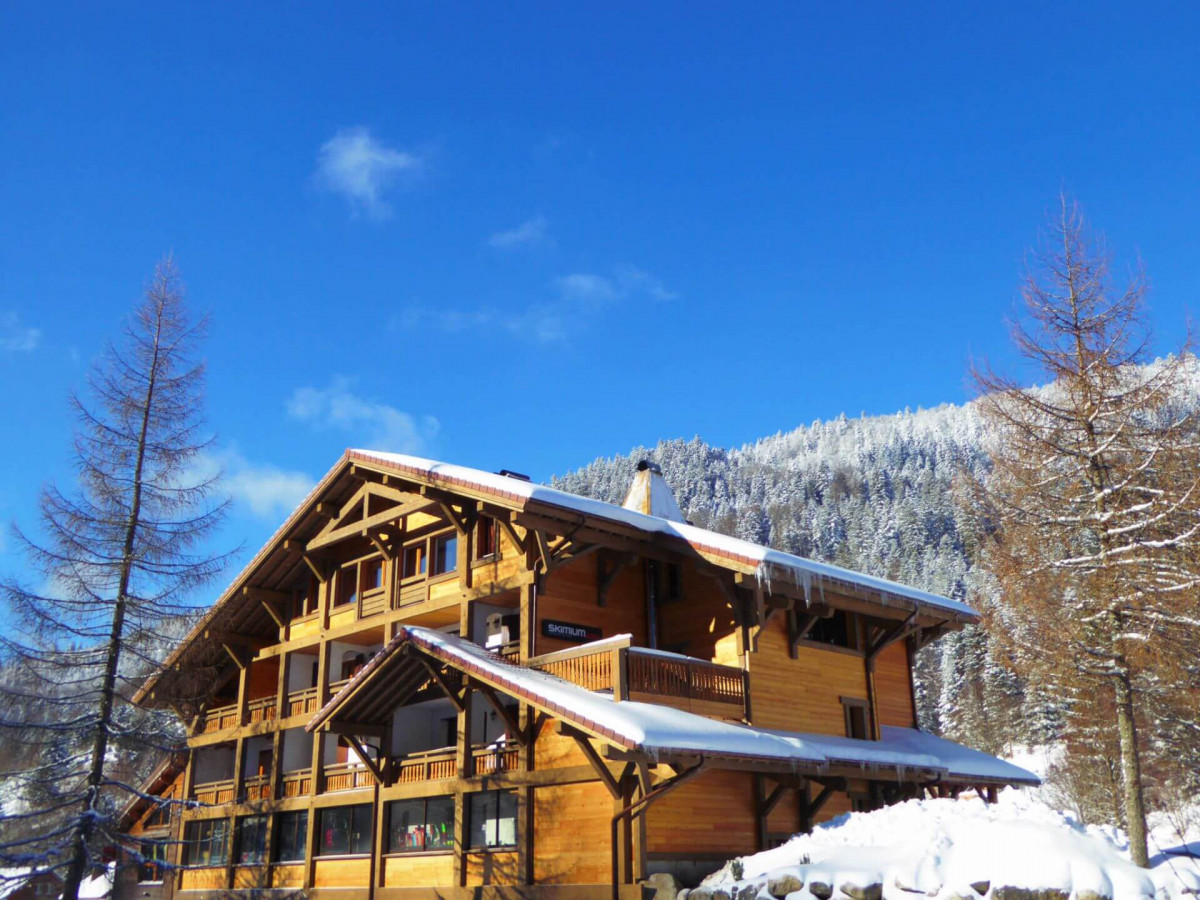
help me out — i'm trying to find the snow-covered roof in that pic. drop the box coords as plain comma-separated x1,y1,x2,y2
347,450,978,621
312,627,1036,786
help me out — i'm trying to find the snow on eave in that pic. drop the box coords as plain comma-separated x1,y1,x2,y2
350,450,979,622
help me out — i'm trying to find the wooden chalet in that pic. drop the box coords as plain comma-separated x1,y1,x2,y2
123,452,1036,900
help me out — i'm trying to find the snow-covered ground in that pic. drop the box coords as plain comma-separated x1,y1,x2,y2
697,750,1199,900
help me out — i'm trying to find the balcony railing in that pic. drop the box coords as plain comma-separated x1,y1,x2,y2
246,697,277,725
359,587,387,618
395,748,458,783
528,637,748,719
198,703,239,734
281,769,312,797
242,774,272,801
324,761,374,792
192,778,236,805
286,687,320,718
472,743,519,777
328,678,351,696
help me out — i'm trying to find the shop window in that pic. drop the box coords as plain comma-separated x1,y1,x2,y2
183,818,229,867
431,534,458,576
274,810,308,863
387,796,454,853
467,790,516,849
236,814,269,865
317,804,373,856
137,840,167,882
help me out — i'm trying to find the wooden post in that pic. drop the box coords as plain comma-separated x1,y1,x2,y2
612,645,628,701
454,601,476,887
368,780,384,900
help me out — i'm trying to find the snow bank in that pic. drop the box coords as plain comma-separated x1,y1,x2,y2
699,790,1200,900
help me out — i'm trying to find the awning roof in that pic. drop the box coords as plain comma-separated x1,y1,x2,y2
310,627,1039,787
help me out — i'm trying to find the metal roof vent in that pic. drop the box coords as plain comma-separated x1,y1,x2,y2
497,469,531,482
621,459,685,522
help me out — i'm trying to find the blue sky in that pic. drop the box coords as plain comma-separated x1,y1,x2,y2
2,3,1199,579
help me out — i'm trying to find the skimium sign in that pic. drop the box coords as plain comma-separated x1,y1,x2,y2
540,619,602,643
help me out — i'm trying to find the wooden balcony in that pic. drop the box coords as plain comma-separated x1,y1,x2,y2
324,761,374,792
198,703,239,734
192,778,236,805
472,743,519,777
359,586,387,618
287,686,320,718
394,748,458,783
281,769,312,797
242,774,272,801
528,638,749,720
246,697,277,725
329,678,351,696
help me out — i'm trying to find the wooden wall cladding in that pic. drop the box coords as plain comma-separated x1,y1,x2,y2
464,850,518,886
874,641,916,728
314,856,371,888
748,616,868,734
533,781,613,884
536,559,645,655
382,853,454,887
646,769,757,857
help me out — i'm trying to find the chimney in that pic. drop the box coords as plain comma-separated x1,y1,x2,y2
621,460,685,522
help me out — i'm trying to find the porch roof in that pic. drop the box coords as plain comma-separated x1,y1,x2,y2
308,626,1038,787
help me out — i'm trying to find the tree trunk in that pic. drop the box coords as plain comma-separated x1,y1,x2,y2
1113,669,1149,867
60,316,162,900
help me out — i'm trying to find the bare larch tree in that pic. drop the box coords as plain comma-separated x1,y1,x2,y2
970,197,1200,866
0,258,228,899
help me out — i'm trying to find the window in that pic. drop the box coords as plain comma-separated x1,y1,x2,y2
293,575,318,617
473,517,498,560
317,804,373,856
467,790,516,849
274,810,308,862
183,818,229,867
842,697,871,740
144,797,171,829
808,610,859,650
235,814,269,865
341,652,366,680
666,564,682,603
402,543,426,580
431,534,457,576
362,557,384,592
335,565,358,607
387,796,454,853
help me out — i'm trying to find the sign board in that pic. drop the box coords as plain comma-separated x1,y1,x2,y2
540,619,602,644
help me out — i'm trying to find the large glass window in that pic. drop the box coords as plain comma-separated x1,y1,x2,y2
236,814,269,865
467,790,516,849
138,840,167,882
387,797,454,853
317,804,373,856
274,810,308,862
183,818,229,867
431,534,457,577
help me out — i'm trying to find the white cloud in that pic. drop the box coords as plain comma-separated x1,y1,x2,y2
488,215,551,250
191,448,316,520
393,264,674,344
316,127,421,219
397,305,566,344
286,377,439,452
0,312,40,353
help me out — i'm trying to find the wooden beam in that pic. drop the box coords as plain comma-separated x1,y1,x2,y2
866,609,920,669
492,512,527,556
307,497,433,552
416,657,465,713
597,551,636,607
257,597,284,630
343,733,386,786
533,529,555,574
477,684,524,745
221,642,247,669
570,733,622,799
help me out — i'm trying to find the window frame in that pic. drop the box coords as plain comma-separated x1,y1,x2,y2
235,814,270,866
386,796,455,855
183,818,229,867
840,696,872,740
472,516,499,562
430,532,458,578
316,803,374,858
273,810,309,863
467,789,517,850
